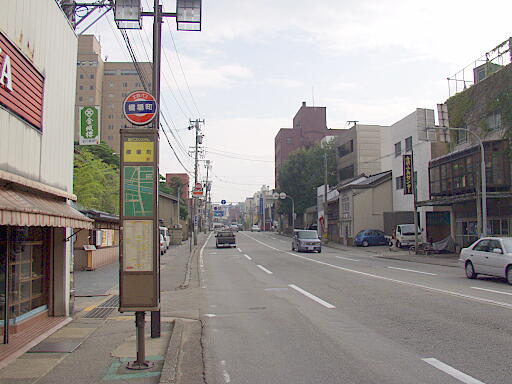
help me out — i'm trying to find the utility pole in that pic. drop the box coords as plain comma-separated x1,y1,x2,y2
189,118,204,245
204,160,211,234
324,152,328,243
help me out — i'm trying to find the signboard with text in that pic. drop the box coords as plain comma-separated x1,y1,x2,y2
79,106,100,145
123,91,157,126
403,154,413,195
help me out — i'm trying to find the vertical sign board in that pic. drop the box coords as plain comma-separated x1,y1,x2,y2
403,154,413,195
79,106,100,145
119,128,159,312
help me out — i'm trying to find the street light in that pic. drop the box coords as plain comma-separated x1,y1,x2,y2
114,0,143,29
278,192,295,234
176,0,202,31
430,127,487,237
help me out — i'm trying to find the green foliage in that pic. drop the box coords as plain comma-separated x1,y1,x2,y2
278,142,337,216
73,148,119,214
79,141,120,169
179,204,189,220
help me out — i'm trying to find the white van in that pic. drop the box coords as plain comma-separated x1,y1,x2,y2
394,224,420,248
159,226,171,249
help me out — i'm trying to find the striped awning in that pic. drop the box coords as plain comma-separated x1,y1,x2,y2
0,188,93,229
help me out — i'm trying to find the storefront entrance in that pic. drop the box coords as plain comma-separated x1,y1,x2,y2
1,226,51,343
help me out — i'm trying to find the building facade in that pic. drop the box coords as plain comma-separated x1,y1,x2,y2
0,0,92,348
274,102,344,187
335,124,391,184
421,55,512,247
75,35,151,152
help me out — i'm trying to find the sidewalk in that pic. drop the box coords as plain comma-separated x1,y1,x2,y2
324,241,460,267
0,234,208,384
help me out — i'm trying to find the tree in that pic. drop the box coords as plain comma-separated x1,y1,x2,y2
277,142,337,216
167,176,189,220
73,148,119,214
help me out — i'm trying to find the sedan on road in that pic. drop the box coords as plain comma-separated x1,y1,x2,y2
460,237,512,284
251,225,260,232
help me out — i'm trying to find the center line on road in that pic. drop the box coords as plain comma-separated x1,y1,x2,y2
471,286,512,296
244,254,252,260
336,256,360,262
288,284,336,309
422,358,486,384
257,265,273,274
387,266,437,276
237,248,242,252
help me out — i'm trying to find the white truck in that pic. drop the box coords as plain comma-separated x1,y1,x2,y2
394,224,421,248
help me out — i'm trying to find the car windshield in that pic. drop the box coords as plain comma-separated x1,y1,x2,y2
218,232,233,237
400,224,417,236
501,238,512,253
297,231,318,239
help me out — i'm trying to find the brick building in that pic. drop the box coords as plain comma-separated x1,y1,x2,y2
274,102,344,187
165,173,190,200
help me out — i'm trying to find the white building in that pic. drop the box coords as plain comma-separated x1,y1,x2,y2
0,0,92,349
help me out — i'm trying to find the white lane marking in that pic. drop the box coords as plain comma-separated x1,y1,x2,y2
204,314,216,318
208,252,217,255
244,254,252,260
257,265,273,274
288,284,336,309
387,266,437,276
200,232,213,270
336,256,360,262
220,360,231,383
422,358,486,384
272,237,277,240
237,248,242,252
242,233,512,310
471,286,512,296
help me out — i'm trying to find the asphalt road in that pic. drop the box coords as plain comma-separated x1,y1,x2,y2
200,231,512,384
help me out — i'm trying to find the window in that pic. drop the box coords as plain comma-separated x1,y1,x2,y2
78,96,83,102
89,85,94,90
486,112,502,131
456,130,467,144
79,85,83,90
123,82,128,87
395,142,401,157
341,196,350,213
108,114,113,119
122,93,128,98
79,74,84,79
107,135,113,140
405,136,412,152
135,82,141,87
337,140,353,158
104,70,117,75
89,74,94,79
395,176,404,190
109,82,114,88
88,96,94,103
108,124,113,130
339,165,354,181
287,138,293,144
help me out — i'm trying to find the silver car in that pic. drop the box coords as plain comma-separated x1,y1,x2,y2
292,230,321,253
460,237,512,284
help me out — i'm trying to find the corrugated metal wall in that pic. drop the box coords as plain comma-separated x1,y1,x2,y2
0,0,77,194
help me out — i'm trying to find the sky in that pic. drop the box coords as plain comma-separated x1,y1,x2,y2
79,0,512,203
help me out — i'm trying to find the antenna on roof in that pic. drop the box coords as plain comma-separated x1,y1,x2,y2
347,120,358,127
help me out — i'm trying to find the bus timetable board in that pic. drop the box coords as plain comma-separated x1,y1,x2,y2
119,128,159,312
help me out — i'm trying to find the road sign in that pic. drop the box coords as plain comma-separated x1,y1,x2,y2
279,192,287,199
221,199,226,204
123,91,157,126
79,106,100,145
272,192,279,199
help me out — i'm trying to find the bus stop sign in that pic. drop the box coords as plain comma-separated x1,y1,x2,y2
123,91,157,126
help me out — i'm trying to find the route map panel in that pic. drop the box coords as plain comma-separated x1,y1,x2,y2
123,166,154,217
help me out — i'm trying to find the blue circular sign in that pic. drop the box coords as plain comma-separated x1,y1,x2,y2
221,200,226,204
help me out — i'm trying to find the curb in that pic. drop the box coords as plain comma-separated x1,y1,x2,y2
179,247,198,289
375,255,459,268
159,319,184,384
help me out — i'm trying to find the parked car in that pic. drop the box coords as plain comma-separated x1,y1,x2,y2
354,229,388,247
230,224,239,232
292,230,321,253
394,224,421,248
460,237,512,284
251,225,260,232
160,234,166,255
160,226,170,249
216,231,236,248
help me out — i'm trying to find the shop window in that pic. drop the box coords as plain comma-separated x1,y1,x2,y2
394,142,401,157
0,227,49,324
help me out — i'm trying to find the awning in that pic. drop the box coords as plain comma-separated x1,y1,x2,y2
0,188,93,229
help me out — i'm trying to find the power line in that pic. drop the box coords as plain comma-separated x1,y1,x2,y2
207,150,274,163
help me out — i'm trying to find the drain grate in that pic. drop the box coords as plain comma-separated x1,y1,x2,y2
83,295,119,319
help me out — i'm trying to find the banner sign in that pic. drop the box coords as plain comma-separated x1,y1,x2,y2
403,154,413,195
79,106,100,145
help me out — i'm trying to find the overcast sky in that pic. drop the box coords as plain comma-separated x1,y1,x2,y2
81,0,511,203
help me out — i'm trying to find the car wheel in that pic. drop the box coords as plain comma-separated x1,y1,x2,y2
396,240,401,248
465,261,477,279
318,249,321,253
362,240,369,247
506,266,512,285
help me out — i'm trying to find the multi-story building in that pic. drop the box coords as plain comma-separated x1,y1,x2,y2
75,35,151,152
274,102,344,187
335,124,391,184
420,40,512,247
390,108,450,242
1,0,92,350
